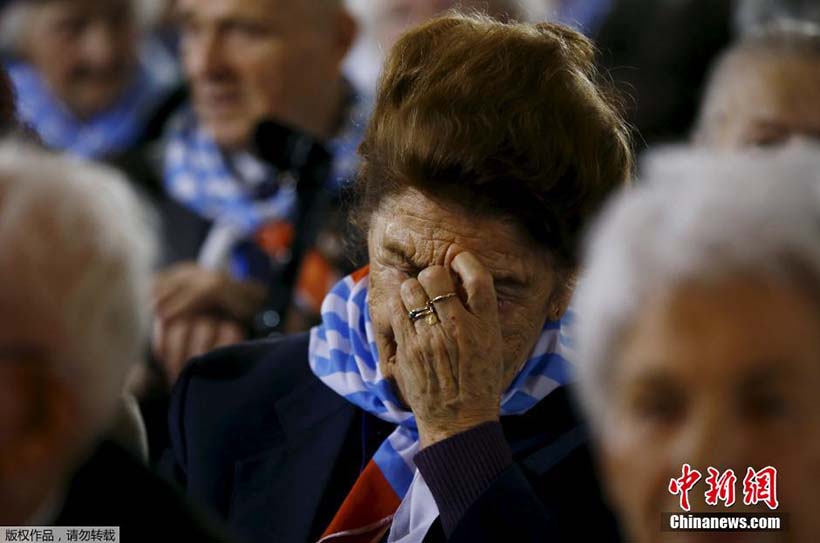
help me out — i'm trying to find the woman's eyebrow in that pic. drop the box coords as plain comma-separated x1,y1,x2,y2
381,240,414,262
380,235,430,266
381,235,529,285
490,263,532,287
493,275,526,289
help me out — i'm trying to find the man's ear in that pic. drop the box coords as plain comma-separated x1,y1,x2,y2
332,8,359,63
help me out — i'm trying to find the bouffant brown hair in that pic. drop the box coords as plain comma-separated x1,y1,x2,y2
353,13,633,270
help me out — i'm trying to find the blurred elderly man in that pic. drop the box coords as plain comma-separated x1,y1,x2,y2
574,147,820,542
143,0,364,380
0,140,228,540
0,0,177,159
695,27,820,148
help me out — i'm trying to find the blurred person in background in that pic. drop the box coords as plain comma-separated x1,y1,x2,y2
531,0,615,34
139,0,180,48
368,0,522,50
164,14,632,543
130,0,366,383
0,0,178,160
0,139,229,540
344,0,525,95
695,27,820,148
574,147,820,542
121,0,365,467
593,0,820,151
592,0,734,149
736,0,820,34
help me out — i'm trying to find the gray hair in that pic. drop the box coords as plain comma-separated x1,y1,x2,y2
694,27,820,145
0,139,157,434
573,144,820,433
736,0,820,38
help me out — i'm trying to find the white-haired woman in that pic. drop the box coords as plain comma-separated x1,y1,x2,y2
0,139,227,540
574,145,820,543
694,28,820,149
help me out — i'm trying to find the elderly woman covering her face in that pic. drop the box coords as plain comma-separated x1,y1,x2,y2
574,146,820,543
165,13,632,543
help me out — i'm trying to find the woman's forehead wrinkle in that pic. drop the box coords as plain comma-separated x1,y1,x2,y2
384,216,531,272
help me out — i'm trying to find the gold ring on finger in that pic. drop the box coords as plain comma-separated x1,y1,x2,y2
429,292,458,306
408,305,435,323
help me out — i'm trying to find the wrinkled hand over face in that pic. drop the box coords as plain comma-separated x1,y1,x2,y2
367,188,558,447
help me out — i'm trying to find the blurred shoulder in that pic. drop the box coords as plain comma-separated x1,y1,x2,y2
167,334,318,459
176,333,314,405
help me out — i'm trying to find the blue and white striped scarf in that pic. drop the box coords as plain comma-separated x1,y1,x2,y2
162,92,368,278
7,57,174,159
309,270,574,541
163,92,367,231
163,106,300,235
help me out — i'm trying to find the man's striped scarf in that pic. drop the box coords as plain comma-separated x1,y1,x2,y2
308,268,574,542
162,92,368,280
163,89,367,232
7,58,173,159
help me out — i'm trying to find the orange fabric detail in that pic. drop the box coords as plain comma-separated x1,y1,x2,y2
255,220,295,260
295,250,337,314
319,459,401,543
350,266,370,284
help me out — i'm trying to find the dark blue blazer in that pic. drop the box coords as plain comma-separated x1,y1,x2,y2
164,334,622,543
